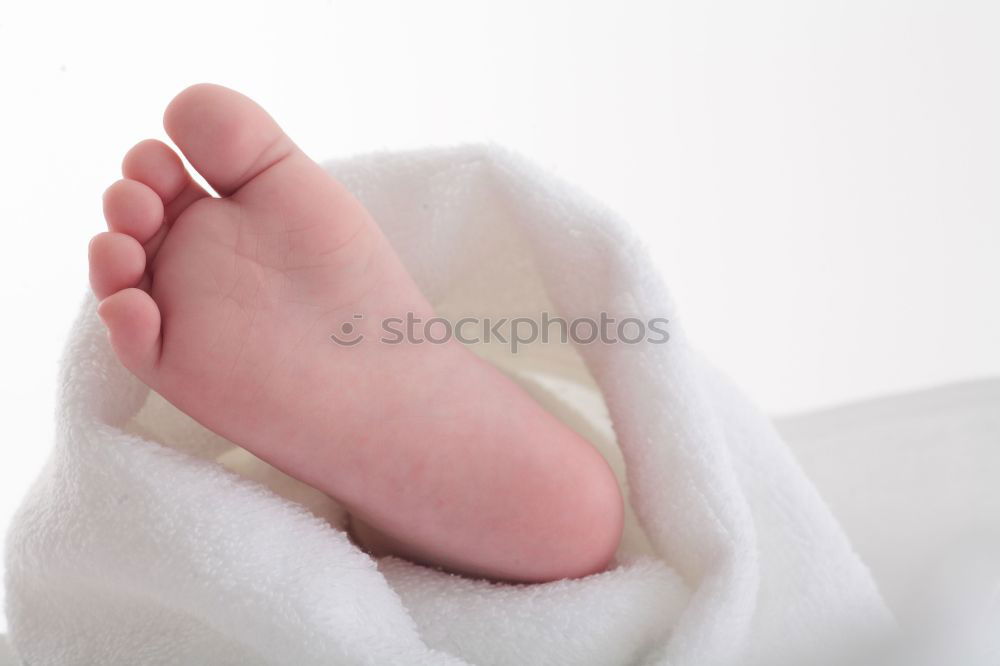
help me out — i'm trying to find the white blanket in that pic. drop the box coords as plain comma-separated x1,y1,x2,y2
4,146,895,665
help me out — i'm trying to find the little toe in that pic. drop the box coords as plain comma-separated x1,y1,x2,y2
102,179,164,244
121,139,207,223
97,287,162,374
88,231,147,300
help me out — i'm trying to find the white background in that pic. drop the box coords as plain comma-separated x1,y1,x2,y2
1,0,998,630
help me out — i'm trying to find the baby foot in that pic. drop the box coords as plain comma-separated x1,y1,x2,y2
89,84,623,582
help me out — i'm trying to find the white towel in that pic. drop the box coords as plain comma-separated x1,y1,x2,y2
3,146,893,665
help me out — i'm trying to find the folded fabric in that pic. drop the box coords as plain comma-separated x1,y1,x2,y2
778,379,1000,666
4,146,892,665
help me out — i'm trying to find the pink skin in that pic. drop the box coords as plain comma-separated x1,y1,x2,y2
89,84,623,583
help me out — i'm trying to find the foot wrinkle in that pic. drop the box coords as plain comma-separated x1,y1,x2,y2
229,133,297,197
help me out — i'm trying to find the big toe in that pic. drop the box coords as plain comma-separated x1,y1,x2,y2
163,83,297,196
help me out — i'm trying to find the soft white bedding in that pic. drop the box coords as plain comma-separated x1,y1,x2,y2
1,379,996,664
779,379,1000,664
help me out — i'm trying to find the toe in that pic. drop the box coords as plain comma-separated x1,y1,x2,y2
102,179,164,244
122,139,208,222
163,83,296,196
89,232,147,300
97,288,161,374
